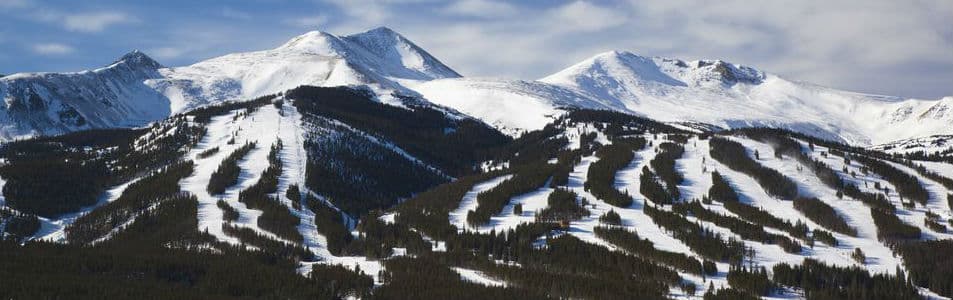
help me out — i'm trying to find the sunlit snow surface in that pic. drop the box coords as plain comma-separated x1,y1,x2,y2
415,51,953,145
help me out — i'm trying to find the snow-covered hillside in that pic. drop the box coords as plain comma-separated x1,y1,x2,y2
542,51,952,146
2,93,952,298
149,27,460,113
0,27,460,142
0,51,170,140
1,28,948,147
871,135,953,157
414,51,952,146
413,78,618,135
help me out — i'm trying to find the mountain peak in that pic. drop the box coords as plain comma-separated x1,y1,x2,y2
594,50,644,60
691,59,764,84
344,27,462,79
278,30,349,55
112,50,163,70
363,26,400,37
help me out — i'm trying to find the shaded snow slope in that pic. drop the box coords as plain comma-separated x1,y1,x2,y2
0,51,170,140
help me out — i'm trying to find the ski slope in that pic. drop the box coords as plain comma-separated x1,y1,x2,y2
447,128,953,299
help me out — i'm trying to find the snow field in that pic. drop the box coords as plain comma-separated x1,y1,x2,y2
727,137,902,274
180,104,289,245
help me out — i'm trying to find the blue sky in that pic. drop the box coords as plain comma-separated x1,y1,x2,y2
1,0,951,99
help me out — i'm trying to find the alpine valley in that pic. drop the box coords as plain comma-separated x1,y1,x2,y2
1,27,952,300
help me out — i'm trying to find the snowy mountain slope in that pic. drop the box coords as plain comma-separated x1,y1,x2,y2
412,50,951,146
150,27,461,113
871,134,953,157
3,28,947,148
539,51,952,146
431,117,953,298
0,51,170,140
3,101,952,298
413,78,618,136
0,27,462,142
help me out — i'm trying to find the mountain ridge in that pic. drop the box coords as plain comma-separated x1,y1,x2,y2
0,28,949,147
415,49,951,146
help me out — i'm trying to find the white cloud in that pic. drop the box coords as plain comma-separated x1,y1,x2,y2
3,0,949,98
322,0,391,24
33,43,74,55
547,1,627,32
285,15,328,28
150,47,186,60
614,0,953,97
221,7,252,20
0,0,29,9
63,11,131,32
381,0,951,97
441,0,517,18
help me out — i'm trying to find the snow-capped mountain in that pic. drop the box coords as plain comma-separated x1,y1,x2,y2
0,51,170,140
1,27,949,147
149,27,460,112
414,50,952,146
0,27,459,141
2,26,953,299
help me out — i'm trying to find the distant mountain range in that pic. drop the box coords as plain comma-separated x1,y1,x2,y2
2,27,952,299
1,27,950,147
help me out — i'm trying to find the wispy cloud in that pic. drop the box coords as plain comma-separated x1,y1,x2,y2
221,7,251,20
0,0,949,98
441,0,517,18
63,11,131,32
546,1,627,32
149,46,186,60
33,43,74,55
285,15,328,28
0,0,29,9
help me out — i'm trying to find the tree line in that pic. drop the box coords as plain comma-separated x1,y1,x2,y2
302,120,448,217
469,234,682,299
307,194,352,256
672,200,801,253
594,225,706,275
584,138,645,207
869,207,920,243
467,162,555,226
850,154,928,205
896,240,953,297
395,171,508,242
236,140,303,243
643,203,746,264
709,171,818,245
66,160,195,244
709,137,798,200
374,256,547,300
792,197,856,237
772,258,920,299
206,142,256,195
650,142,685,199
536,188,588,224
641,166,674,205
288,86,510,177
727,265,775,296
0,208,39,242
